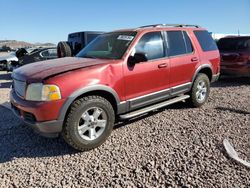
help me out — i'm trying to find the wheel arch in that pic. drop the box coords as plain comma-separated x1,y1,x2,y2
58,85,121,122
192,64,213,82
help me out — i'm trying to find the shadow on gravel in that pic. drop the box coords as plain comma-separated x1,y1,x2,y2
114,102,189,130
216,106,250,115
212,76,250,88
0,106,76,163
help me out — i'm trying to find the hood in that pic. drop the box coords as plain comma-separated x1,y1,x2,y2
12,57,112,82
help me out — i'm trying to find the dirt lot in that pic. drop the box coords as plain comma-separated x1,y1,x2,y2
0,71,249,187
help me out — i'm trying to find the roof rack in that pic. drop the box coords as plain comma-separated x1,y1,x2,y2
139,24,200,28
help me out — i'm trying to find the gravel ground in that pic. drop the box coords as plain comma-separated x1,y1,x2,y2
0,71,249,187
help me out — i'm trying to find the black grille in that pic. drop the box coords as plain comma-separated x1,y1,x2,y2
23,112,36,123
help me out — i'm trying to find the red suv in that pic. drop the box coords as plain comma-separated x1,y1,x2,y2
10,24,220,151
217,36,250,76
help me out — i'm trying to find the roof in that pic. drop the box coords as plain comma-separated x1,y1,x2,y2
113,24,204,33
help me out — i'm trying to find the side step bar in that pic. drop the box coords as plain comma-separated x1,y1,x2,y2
119,95,190,119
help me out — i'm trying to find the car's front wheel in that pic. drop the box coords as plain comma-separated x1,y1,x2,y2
189,73,210,107
62,96,115,151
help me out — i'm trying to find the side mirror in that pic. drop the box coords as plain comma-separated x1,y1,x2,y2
128,52,148,65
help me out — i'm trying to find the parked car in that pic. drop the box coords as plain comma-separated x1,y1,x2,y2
17,47,57,66
0,51,18,70
3,47,57,71
57,31,104,58
10,24,220,151
217,36,250,76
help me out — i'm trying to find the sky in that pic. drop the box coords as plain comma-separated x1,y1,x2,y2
0,0,249,44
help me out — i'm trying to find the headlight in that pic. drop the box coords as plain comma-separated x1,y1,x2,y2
26,83,61,101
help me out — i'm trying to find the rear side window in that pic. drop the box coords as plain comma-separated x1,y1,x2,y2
135,32,164,60
166,31,193,56
183,32,193,53
194,30,218,51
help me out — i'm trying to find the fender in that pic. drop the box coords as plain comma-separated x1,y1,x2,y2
57,84,121,121
192,64,213,83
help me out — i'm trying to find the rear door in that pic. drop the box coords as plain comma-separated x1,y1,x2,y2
165,30,199,94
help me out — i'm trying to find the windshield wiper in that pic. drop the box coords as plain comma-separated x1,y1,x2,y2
82,55,97,59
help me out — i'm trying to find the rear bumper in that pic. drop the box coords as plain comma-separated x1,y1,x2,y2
10,89,64,137
221,67,250,77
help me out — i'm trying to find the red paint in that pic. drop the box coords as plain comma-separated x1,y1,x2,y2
10,26,220,123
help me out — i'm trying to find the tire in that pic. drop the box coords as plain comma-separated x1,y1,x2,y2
188,73,210,107
57,41,72,58
62,96,115,151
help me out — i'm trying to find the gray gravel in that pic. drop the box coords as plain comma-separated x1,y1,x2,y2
0,72,249,187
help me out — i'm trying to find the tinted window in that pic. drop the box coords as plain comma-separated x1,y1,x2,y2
41,49,57,57
40,50,49,57
135,32,164,60
217,37,250,51
183,32,193,53
167,31,186,56
194,30,218,51
87,34,100,44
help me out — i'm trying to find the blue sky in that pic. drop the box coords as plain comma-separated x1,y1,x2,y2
0,0,249,43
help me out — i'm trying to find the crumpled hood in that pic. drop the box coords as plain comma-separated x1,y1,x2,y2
12,57,112,82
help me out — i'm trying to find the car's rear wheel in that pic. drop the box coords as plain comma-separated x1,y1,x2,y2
62,96,115,151
189,73,210,107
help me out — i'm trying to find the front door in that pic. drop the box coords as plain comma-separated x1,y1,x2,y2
124,31,170,110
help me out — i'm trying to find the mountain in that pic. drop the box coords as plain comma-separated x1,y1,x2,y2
0,40,56,49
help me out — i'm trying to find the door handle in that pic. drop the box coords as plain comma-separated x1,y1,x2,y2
158,63,168,68
191,57,199,62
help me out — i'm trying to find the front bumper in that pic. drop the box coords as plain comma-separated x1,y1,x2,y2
10,89,65,137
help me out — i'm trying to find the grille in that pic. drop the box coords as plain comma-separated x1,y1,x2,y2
23,112,36,122
13,79,26,97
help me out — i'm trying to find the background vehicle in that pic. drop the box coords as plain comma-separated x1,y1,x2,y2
5,47,57,71
0,51,18,70
10,24,220,151
217,36,250,76
57,31,104,57
18,47,57,65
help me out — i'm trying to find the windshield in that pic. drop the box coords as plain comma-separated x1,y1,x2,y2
76,31,137,59
217,37,250,51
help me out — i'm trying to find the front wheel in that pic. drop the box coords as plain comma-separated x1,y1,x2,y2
189,73,210,107
62,96,115,151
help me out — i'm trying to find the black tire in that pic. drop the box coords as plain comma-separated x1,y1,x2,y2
62,96,115,151
188,73,210,107
57,41,72,58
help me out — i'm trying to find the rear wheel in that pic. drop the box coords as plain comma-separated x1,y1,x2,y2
189,73,210,107
62,96,115,151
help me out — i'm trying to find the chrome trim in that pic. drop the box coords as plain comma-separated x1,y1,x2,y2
129,82,191,102
171,82,192,90
129,88,171,102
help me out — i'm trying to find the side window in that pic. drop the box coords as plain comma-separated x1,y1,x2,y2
48,49,57,57
40,50,49,57
183,32,193,53
167,31,186,56
194,30,218,51
134,32,164,60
